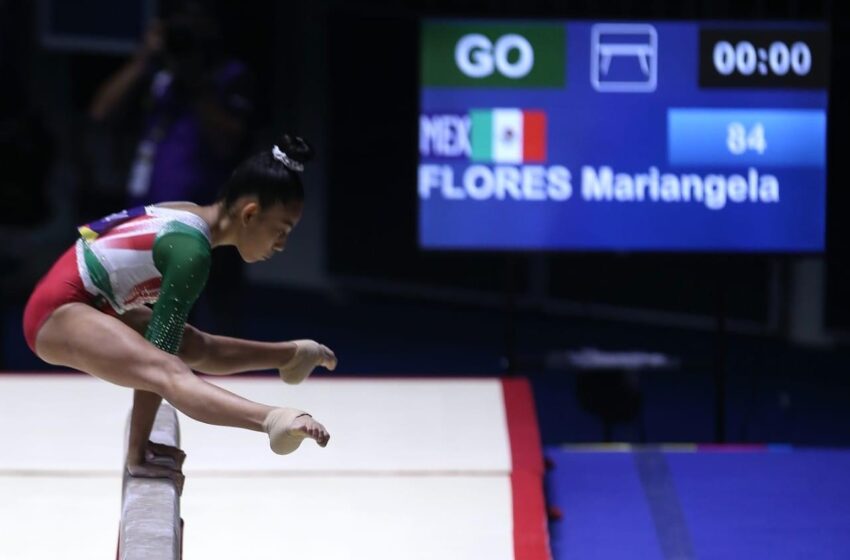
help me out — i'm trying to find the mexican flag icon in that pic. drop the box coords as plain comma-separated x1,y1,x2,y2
470,109,547,164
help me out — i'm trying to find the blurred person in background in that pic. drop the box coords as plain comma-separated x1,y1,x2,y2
89,1,253,336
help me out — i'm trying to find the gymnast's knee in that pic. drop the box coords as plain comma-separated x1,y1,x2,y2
148,354,196,400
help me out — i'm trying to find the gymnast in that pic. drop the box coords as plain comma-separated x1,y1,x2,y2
22,134,336,491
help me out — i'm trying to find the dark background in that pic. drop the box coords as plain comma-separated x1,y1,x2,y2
1,0,848,446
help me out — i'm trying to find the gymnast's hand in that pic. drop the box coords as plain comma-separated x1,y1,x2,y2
278,340,338,385
126,442,186,495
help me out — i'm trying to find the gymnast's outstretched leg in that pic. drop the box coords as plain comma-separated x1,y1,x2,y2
118,306,337,380
34,303,330,475
116,307,337,465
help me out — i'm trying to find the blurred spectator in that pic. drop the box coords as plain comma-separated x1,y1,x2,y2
89,1,254,335
90,2,253,204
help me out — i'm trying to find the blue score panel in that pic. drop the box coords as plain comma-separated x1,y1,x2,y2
418,21,830,252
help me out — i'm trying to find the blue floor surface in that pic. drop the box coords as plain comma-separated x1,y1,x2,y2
546,446,850,559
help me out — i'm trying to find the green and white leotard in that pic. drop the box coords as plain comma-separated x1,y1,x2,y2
76,205,212,354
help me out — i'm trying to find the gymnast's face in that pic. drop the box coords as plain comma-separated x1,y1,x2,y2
234,199,304,263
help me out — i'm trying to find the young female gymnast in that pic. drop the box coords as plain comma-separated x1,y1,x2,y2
22,134,336,491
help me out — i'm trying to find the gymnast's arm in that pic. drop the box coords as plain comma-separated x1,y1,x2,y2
126,226,211,467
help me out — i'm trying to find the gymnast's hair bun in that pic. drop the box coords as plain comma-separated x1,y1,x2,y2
277,133,314,166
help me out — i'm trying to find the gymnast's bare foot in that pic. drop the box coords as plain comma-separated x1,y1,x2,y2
289,413,330,447
263,407,330,455
278,340,338,385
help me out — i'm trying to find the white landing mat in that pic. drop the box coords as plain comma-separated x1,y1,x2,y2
0,374,548,560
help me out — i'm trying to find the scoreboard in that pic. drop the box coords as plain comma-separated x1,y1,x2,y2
418,20,830,252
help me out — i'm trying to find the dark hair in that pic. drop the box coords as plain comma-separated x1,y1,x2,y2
218,134,313,209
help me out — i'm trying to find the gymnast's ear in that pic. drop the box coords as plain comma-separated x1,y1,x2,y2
239,200,261,225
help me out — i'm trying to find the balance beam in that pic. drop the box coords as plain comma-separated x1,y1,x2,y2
118,404,182,560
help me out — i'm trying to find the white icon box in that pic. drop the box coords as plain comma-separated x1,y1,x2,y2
591,24,658,92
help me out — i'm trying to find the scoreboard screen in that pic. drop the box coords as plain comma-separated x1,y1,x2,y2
418,20,830,252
